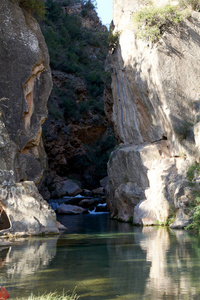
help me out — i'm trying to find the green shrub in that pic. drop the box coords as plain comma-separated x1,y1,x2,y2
185,162,200,233
61,98,78,119
48,103,63,120
82,0,96,10
40,0,109,100
88,99,105,114
133,4,184,42
78,101,89,114
186,200,200,233
108,29,121,48
19,0,46,19
128,216,133,223
186,162,200,182
174,120,193,141
81,1,95,17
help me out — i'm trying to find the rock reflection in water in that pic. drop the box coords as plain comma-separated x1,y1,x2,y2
135,227,200,299
0,236,58,296
106,226,200,299
137,227,172,296
0,215,200,299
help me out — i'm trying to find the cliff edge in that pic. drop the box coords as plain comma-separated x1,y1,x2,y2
0,0,58,236
106,0,200,227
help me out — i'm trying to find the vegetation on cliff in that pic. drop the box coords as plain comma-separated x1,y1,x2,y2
133,0,200,42
185,162,200,233
41,0,107,96
37,0,115,192
19,0,46,18
133,4,184,42
108,27,121,49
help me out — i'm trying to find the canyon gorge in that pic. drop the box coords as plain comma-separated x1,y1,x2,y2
0,0,200,236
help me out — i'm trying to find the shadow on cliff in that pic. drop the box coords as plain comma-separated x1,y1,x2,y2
115,37,197,149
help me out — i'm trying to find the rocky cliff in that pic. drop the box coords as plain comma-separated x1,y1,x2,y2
0,0,58,235
106,0,200,227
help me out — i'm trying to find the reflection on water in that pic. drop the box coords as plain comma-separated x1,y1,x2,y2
137,227,172,297
0,236,58,297
1,214,200,299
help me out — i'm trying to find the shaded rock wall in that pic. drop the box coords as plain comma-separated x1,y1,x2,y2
0,0,58,235
106,0,200,225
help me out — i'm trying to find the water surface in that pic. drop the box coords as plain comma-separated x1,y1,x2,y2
1,214,200,299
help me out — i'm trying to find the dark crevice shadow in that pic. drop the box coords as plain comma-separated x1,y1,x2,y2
0,209,11,231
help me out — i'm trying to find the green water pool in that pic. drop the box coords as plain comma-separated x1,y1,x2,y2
1,214,200,299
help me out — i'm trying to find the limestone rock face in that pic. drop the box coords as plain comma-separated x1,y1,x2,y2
106,1,200,224
0,0,58,235
0,182,59,236
0,0,51,183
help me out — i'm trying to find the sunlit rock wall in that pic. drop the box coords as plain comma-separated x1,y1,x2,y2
106,0,200,225
0,0,58,235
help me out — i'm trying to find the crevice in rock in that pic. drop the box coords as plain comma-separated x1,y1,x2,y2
151,135,169,144
0,207,11,231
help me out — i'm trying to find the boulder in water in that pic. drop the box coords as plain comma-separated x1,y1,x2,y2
57,204,87,214
79,198,101,208
60,180,82,196
92,187,104,195
56,221,68,231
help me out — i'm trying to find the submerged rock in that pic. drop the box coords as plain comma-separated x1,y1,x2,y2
57,204,87,215
56,221,68,231
60,179,82,197
92,187,105,195
79,198,99,208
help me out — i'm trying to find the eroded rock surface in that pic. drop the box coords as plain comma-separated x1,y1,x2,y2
0,0,58,235
106,0,200,224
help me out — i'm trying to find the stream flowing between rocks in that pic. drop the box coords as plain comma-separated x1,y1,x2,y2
1,213,200,299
